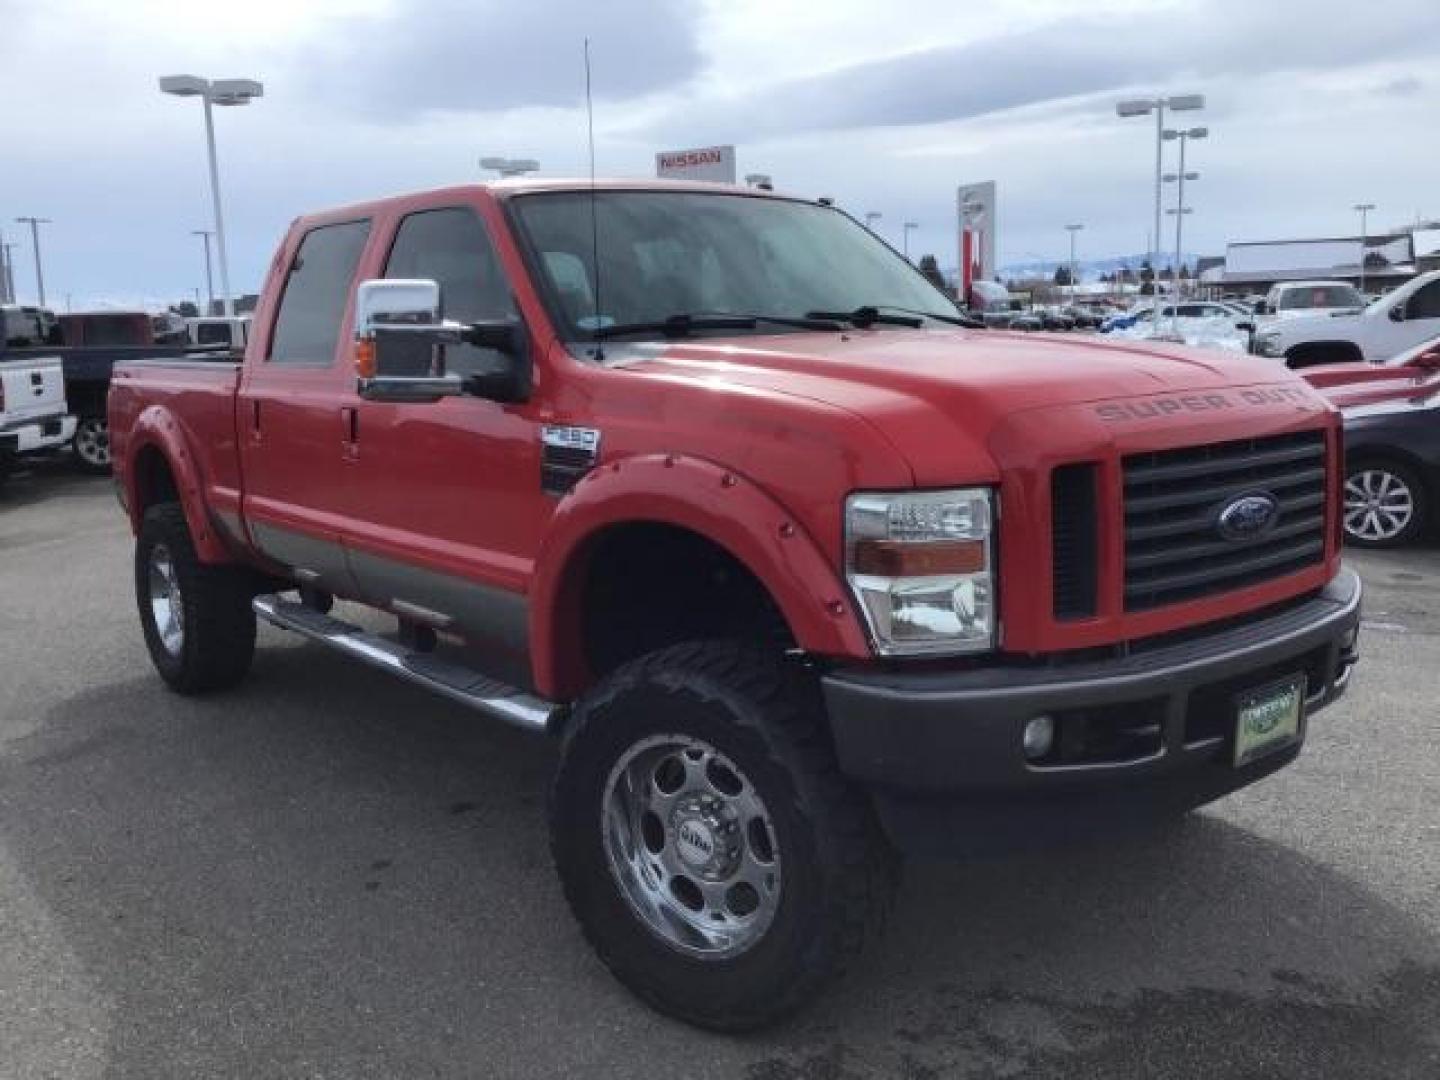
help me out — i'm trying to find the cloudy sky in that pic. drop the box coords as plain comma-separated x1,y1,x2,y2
2,0,1437,308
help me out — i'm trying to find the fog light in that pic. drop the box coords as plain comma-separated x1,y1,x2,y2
1023,715,1055,761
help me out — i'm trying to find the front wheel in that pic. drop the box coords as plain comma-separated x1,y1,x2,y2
1343,461,1428,547
550,642,898,1031
72,417,111,474
136,502,257,693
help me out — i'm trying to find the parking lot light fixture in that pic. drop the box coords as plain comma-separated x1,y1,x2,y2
1065,223,1084,300
1116,94,1204,298
160,74,263,318
481,157,541,178
1354,203,1376,294
14,216,51,307
902,221,918,258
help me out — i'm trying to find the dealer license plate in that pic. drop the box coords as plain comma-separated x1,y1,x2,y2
1233,675,1305,766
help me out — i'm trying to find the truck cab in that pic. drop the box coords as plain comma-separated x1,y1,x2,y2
1253,270,1440,366
108,180,1362,1030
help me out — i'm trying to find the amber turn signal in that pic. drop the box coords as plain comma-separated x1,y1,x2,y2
355,337,377,379
852,539,985,577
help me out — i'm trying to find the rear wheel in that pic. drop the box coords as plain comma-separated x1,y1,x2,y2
1343,461,1428,547
136,502,257,693
550,641,897,1031
72,417,111,473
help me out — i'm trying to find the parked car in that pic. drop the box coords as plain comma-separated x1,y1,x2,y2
1040,307,1075,330
1100,305,1154,333
1331,388,1438,547
967,280,1016,328
0,353,76,487
1058,305,1101,329
186,315,251,350
1303,335,1439,546
1256,281,1367,322
0,308,228,473
109,179,1361,1030
1252,269,1440,367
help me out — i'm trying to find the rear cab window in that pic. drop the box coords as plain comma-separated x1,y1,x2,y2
267,219,372,366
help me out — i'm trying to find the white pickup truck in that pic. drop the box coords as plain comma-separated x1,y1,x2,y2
0,355,77,486
1253,270,1440,367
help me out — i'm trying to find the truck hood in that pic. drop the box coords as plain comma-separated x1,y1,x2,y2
615,329,1325,483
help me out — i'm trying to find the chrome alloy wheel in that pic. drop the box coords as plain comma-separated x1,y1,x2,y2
1344,469,1415,543
602,735,782,959
74,418,111,469
147,543,185,656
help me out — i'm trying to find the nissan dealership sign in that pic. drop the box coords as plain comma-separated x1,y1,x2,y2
656,145,737,184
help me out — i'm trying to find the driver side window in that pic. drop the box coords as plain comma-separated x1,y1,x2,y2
383,207,517,377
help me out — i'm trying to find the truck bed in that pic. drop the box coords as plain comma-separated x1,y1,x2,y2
109,357,246,536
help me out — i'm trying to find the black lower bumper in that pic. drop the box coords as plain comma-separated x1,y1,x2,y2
822,569,1362,856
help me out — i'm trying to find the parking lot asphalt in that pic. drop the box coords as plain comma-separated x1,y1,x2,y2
1,465,1437,1079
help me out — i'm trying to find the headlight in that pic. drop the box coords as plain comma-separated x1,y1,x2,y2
845,488,996,656
1254,333,1283,357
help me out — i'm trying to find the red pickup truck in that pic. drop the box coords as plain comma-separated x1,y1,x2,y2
109,180,1362,1030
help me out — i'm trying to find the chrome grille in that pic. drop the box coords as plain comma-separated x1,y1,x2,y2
1123,430,1327,611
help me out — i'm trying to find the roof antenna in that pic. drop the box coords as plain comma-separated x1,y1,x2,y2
584,38,604,361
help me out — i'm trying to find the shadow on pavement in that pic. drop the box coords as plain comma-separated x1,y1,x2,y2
2,640,1437,1079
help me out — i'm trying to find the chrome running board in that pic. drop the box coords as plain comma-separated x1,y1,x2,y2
253,594,560,734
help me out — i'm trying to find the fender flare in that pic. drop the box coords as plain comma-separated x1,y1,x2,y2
123,405,231,564
528,453,870,700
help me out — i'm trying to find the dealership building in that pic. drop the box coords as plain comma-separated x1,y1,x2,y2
1201,226,1440,295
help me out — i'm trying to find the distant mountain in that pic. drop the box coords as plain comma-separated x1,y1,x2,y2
995,252,1206,283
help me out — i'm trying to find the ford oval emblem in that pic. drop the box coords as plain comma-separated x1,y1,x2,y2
1216,493,1280,542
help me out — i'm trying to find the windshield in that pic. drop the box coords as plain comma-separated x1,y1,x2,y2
510,191,959,342
1278,284,1365,310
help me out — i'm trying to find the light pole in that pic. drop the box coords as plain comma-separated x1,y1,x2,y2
160,74,263,318
902,221,918,258
864,211,882,233
192,230,215,313
14,216,51,307
0,231,11,304
1116,93,1204,299
1353,203,1376,295
1065,223,1084,301
480,157,540,178
2,244,15,305
1161,125,1206,334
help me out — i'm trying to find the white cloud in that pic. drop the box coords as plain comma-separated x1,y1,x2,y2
0,0,1436,307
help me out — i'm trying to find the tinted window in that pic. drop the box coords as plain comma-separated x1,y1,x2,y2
196,322,232,345
1407,280,1440,320
268,220,371,365
383,208,516,377
1278,284,1364,310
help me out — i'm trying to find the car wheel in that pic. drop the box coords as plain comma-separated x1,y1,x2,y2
72,417,111,474
550,641,898,1031
136,502,257,693
1343,461,1428,547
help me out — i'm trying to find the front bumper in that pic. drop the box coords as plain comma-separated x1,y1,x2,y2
0,414,77,457
822,568,1361,855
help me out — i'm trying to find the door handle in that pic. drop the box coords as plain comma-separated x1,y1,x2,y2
341,406,358,444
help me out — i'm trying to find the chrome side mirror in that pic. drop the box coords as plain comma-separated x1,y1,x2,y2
354,278,527,404
354,279,466,402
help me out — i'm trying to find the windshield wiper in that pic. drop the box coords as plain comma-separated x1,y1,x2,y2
803,304,983,330
591,312,844,340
